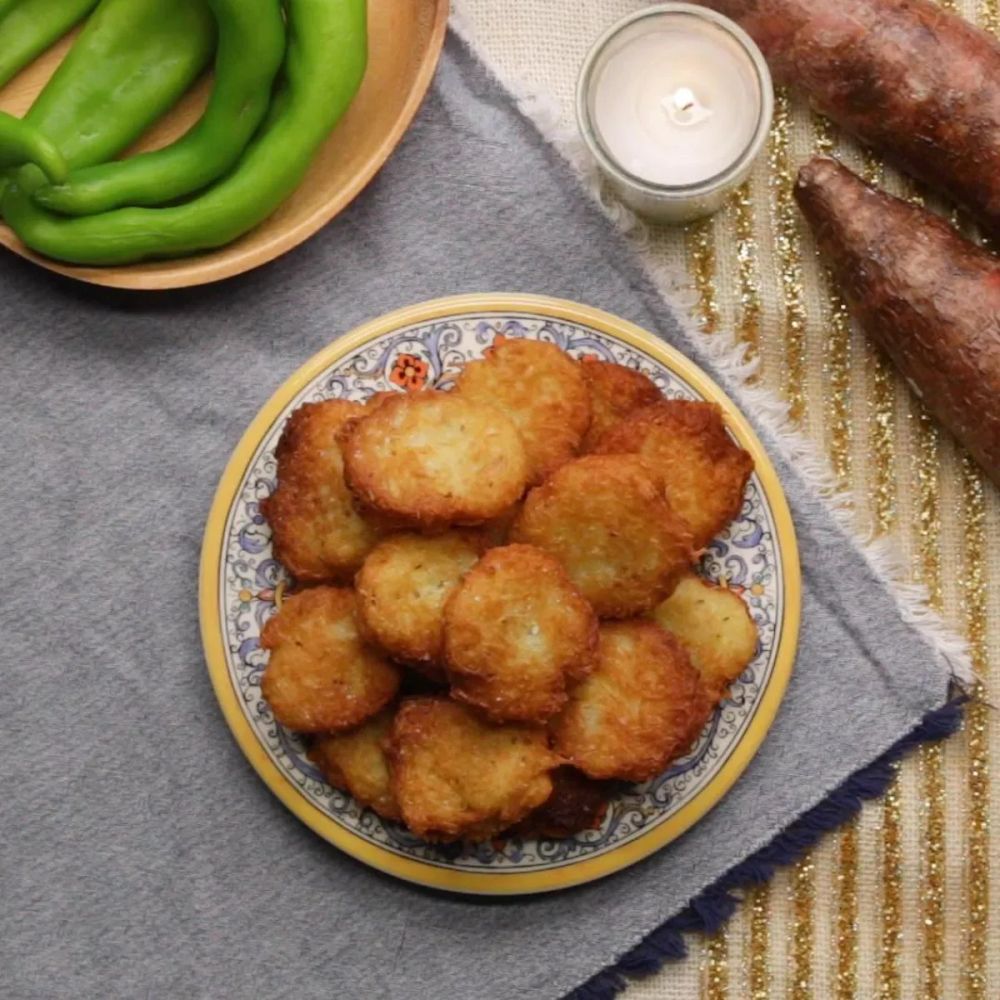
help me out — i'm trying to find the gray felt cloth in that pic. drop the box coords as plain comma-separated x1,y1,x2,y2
0,34,949,1000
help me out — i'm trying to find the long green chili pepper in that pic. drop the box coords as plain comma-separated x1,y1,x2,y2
24,0,216,170
0,111,67,182
2,0,367,266
0,0,99,89
36,0,286,216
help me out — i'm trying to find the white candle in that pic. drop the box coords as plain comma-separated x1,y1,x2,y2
577,4,773,223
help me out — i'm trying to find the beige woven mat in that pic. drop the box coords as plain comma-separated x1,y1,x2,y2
453,2,999,997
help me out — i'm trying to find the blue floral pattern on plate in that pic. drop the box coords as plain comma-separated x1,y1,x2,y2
217,313,783,872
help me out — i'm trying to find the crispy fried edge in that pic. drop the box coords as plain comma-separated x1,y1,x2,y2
355,530,484,667
594,400,755,549
388,697,558,841
443,543,599,723
651,573,759,700
307,708,402,821
456,338,592,484
514,766,617,839
261,399,382,583
510,454,695,618
579,358,662,452
260,586,401,733
340,391,529,527
551,620,712,782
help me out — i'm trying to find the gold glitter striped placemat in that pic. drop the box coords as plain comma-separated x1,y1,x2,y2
453,2,997,995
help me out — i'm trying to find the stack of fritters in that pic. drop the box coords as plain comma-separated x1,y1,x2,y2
259,340,760,843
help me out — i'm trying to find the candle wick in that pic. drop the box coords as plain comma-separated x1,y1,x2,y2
661,87,706,124
660,87,713,127
673,87,696,111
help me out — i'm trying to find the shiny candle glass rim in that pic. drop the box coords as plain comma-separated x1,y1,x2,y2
576,3,774,198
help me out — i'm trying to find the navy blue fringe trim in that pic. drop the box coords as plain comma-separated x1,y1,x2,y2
564,697,966,1000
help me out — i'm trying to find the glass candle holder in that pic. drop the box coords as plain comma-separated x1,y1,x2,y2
577,3,774,224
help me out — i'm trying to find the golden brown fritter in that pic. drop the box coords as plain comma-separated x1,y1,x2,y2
510,454,694,618
355,531,483,673
651,573,759,701
594,400,755,551
551,621,713,782
340,391,529,528
456,338,591,485
579,358,662,452
308,708,401,821
261,399,385,583
516,766,615,839
389,697,560,842
443,544,598,723
260,587,401,733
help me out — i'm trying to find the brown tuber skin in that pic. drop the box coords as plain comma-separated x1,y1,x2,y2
794,156,1000,487
696,0,1000,237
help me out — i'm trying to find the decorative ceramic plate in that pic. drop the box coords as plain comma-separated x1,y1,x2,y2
199,293,801,895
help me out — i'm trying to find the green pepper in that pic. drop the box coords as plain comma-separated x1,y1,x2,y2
35,0,286,216
0,111,67,182
2,0,367,266
24,0,216,170
0,0,100,89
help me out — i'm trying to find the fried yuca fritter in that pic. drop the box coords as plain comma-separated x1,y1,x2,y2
510,454,694,618
552,621,713,782
356,531,483,674
651,573,759,701
308,708,400,821
443,544,598,723
456,338,591,484
516,766,615,839
594,400,754,551
261,399,385,582
389,698,560,842
579,358,661,452
341,391,529,527
260,587,401,733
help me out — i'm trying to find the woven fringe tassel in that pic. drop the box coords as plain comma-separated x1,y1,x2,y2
563,697,966,1000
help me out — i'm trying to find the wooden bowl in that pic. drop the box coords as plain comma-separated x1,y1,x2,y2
0,0,449,289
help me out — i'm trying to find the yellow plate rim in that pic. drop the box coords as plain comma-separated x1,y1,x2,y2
198,292,802,895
